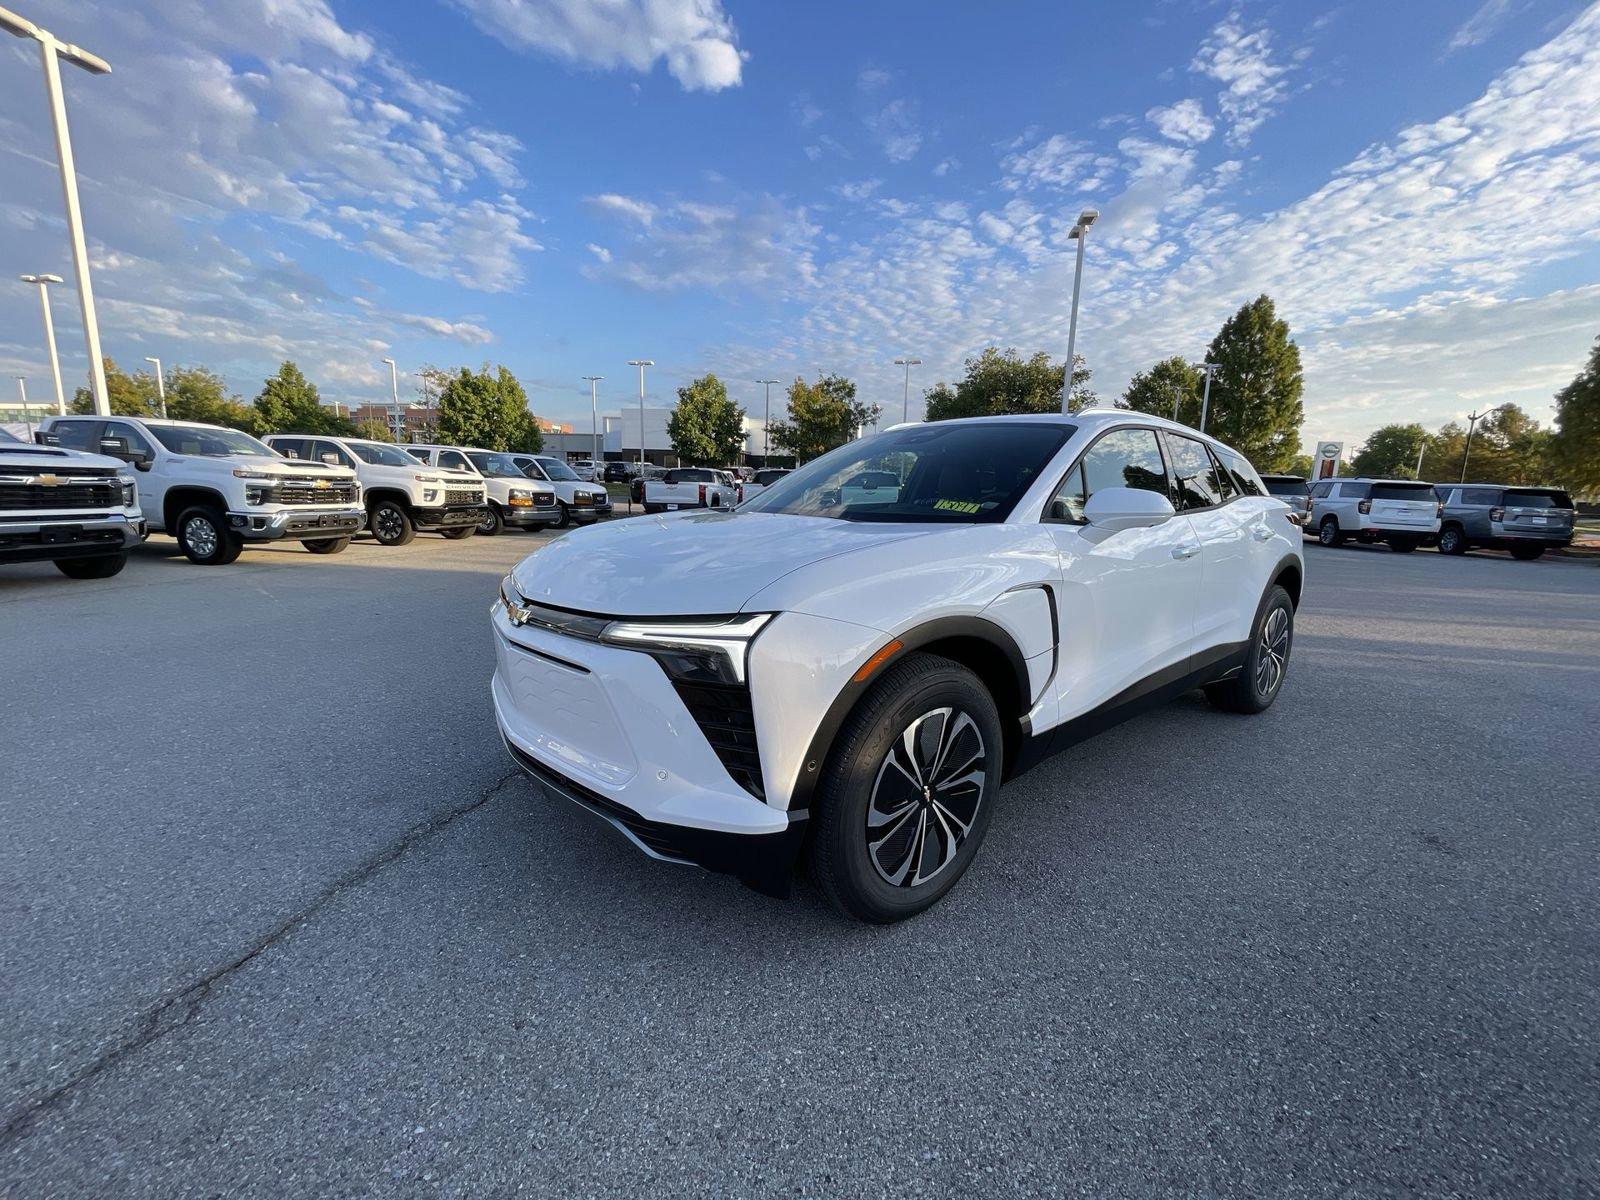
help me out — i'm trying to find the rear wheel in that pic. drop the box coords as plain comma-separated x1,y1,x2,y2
554,502,572,530
810,653,1002,924
176,506,243,565
440,525,475,540
1205,585,1294,715
1318,517,1344,547
477,504,504,536
1509,543,1545,561
303,537,350,554
1387,537,1418,553
1437,525,1467,555
54,553,127,579
369,499,416,547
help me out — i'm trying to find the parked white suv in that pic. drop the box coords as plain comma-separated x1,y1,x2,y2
265,434,486,546
492,413,1303,921
405,445,559,536
1308,477,1442,552
508,454,613,527
43,416,363,565
1,427,144,578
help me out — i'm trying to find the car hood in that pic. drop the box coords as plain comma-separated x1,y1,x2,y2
231,454,353,478
510,510,937,616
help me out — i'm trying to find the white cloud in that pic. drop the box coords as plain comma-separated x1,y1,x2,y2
1000,134,1106,192
866,98,922,163
392,312,496,345
586,243,613,263
447,0,744,91
584,192,819,292
832,179,883,202
1146,98,1215,144
587,193,658,226
1191,10,1293,145
1447,0,1523,52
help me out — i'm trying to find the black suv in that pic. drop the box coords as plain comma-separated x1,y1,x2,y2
1261,474,1312,525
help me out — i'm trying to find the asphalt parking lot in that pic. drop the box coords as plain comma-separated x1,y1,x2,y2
3,531,1597,1197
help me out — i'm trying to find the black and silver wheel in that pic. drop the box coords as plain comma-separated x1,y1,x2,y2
811,652,1002,923
1318,517,1343,547
1437,525,1467,556
1205,584,1293,714
54,553,128,579
369,500,416,546
175,506,242,565
478,504,504,536
554,502,572,529
303,537,350,555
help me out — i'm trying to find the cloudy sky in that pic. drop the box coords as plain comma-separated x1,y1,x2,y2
2,0,1598,449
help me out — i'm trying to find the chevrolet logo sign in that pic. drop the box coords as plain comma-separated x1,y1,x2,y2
35,474,64,486
313,478,330,488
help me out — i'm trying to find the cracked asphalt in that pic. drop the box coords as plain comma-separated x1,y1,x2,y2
2,530,1597,1197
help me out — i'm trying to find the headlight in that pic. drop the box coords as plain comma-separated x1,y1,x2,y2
601,613,772,685
118,476,136,506
232,469,278,480
507,489,534,507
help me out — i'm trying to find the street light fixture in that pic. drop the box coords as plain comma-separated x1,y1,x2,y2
144,356,166,418
2,6,112,415
582,376,603,469
1062,207,1098,415
893,358,922,424
1460,404,1511,483
756,379,779,463
381,358,399,441
18,273,66,412
627,360,653,468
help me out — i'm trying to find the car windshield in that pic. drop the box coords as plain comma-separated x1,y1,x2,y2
148,424,276,457
1370,483,1436,502
0,427,20,444
1505,489,1573,509
349,441,422,467
466,451,527,477
538,458,580,481
1263,477,1309,497
742,421,1074,523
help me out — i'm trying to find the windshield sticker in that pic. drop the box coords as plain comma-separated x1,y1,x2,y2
933,499,981,514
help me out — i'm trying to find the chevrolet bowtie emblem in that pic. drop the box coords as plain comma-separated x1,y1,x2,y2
314,478,330,487
36,474,63,485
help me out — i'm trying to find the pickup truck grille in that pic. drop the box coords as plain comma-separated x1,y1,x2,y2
445,488,481,505
672,681,765,800
0,480,118,510
269,481,357,505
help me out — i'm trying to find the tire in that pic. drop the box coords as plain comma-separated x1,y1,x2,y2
1318,517,1344,547
439,525,475,540
1205,584,1294,715
554,503,572,530
810,652,1003,924
303,537,350,555
1437,525,1467,556
54,553,127,579
1387,537,1418,553
369,499,416,547
1509,543,1545,561
176,506,243,565
477,504,504,536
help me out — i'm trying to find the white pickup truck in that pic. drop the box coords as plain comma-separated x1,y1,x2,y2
42,415,364,565
1,426,145,578
404,444,560,536
641,467,742,514
265,434,487,546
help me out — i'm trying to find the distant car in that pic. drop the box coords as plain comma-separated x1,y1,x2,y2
840,470,902,507
640,467,740,513
1434,483,1576,559
602,462,631,483
569,459,600,482
740,468,791,501
508,454,612,528
1261,474,1312,525
406,444,559,536
1308,477,1441,552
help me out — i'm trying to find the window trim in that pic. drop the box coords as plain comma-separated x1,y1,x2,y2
1157,429,1237,515
1040,421,1176,526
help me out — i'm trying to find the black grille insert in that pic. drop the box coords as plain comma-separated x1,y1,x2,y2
269,481,357,505
0,482,118,510
673,681,765,800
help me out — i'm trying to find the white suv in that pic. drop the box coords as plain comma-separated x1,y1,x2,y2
492,413,1303,922
43,416,363,565
1307,477,1442,552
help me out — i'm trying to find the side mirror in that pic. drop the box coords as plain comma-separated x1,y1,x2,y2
1083,487,1175,531
320,452,340,466
34,430,60,446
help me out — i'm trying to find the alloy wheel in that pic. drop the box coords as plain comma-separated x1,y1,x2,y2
184,516,218,559
1255,606,1290,698
866,707,987,888
374,507,404,541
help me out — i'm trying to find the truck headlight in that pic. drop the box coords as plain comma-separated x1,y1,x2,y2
508,489,534,507
118,476,136,506
600,613,772,685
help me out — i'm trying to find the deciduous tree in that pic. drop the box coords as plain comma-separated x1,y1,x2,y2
923,347,1094,421
1550,335,1600,495
1119,356,1205,426
436,364,541,452
668,373,747,465
165,366,261,434
253,361,352,436
1352,423,1428,479
768,374,877,461
71,358,158,417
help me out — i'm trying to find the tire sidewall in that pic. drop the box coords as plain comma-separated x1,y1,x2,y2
1243,586,1294,708
371,500,413,545
1319,518,1339,546
177,507,235,565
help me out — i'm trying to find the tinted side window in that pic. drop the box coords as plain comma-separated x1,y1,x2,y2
1310,481,1334,498
1165,434,1224,510
1047,463,1088,523
272,437,307,459
1220,450,1264,496
1208,447,1238,501
53,420,101,451
437,451,469,471
1080,428,1170,502
1460,488,1501,506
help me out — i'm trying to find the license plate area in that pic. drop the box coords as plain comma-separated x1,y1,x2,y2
41,525,82,544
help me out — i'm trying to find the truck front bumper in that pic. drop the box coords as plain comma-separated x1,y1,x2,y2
504,505,562,529
415,504,488,529
229,506,366,541
0,512,146,564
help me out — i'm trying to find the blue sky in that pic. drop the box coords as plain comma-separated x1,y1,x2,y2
2,0,1598,451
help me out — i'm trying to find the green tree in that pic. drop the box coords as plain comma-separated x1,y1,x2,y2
768,374,877,462
253,361,353,435
668,373,747,465
70,358,158,416
164,366,260,434
436,364,539,451
923,347,1094,421
1550,335,1600,496
353,419,394,442
1119,356,1205,426
1419,422,1468,482
1352,423,1429,479
1283,453,1313,477
1202,295,1305,470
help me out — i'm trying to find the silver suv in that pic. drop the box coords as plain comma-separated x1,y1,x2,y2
1435,484,1575,560
1308,477,1441,552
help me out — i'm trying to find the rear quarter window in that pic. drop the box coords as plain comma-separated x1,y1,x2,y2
1370,484,1436,502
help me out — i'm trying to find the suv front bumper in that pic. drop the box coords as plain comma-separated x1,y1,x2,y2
229,506,365,541
0,511,146,564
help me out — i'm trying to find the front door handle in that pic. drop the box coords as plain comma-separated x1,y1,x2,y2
1171,545,1200,560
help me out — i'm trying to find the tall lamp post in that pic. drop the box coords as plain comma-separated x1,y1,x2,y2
18,273,66,413
144,356,166,418
893,358,922,424
2,7,112,415
1062,208,1099,414
381,358,400,441
756,379,779,463
1460,404,1509,483
1198,362,1218,433
582,375,603,469
627,359,653,469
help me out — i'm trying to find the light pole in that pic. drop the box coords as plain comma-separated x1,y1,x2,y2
627,359,653,468
756,379,779,463
2,7,112,415
144,356,166,418
1171,385,1182,423
381,358,399,441
1062,208,1099,415
18,273,66,412
893,358,922,424
1460,404,1509,483
1414,435,1428,480
1198,362,1218,433
582,375,603,468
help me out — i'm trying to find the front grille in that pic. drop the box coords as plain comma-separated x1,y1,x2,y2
673,681,765,800
0,482,118,510
269,481,357,505
445,488,481,505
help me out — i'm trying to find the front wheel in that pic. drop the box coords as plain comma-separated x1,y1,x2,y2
303,537,350,555
810,652,1002,924
554,503,572,530
176,506,243,566
477,504,504,536
54,553,128,579
1318,517,1344,547
369,500,416,547
1205,585,1294,715
1509,543,1545,561
1437,526,1467,556
439,525,475,540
